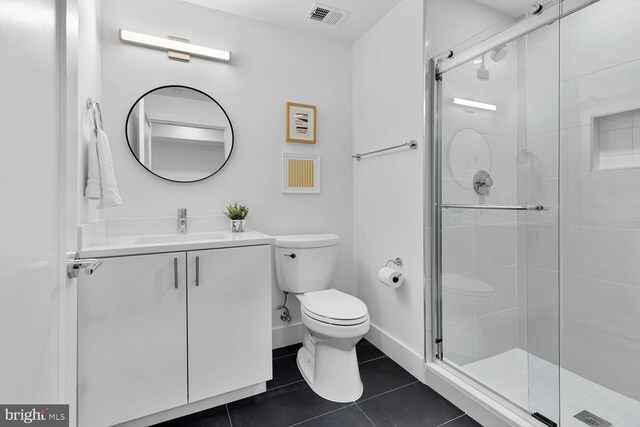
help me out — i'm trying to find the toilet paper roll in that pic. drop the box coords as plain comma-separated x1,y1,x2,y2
377,267,404,289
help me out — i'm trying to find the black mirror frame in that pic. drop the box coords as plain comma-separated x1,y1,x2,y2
124,85,235,183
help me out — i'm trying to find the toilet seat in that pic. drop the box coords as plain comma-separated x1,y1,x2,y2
300,289,368,326
302,307,369,326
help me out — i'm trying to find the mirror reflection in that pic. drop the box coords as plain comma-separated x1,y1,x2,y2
125,85,233,182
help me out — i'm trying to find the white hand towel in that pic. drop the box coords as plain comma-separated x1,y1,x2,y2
84,131,102,200
95,128,123,208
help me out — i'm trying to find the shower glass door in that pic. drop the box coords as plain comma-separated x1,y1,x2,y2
558,1,640,426
433,6,561,424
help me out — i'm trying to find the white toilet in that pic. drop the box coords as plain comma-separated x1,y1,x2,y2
274,234,370,402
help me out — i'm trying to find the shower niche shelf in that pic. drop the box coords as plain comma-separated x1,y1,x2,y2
592,108,640,171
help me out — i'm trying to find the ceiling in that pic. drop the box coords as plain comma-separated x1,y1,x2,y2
475,0,535,17
179,0,403,42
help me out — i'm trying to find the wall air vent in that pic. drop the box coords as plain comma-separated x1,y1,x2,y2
306,3,350,26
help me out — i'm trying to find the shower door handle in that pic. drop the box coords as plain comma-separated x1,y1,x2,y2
441,203,546,211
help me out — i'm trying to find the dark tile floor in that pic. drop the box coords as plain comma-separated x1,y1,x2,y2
156,340,482,427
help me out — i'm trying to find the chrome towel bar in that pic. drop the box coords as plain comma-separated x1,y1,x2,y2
353,140,418,161
67,252,104,278
441,203,546,211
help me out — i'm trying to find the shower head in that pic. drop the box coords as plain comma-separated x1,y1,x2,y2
476,44,508,80
490,44,509,62
476,56,490,80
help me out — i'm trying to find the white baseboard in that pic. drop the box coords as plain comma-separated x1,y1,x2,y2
272,322,303,349
365,322,425,381
424,363,548,427
117,383,266,427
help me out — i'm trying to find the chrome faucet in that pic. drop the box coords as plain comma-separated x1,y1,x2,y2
177,208,187,234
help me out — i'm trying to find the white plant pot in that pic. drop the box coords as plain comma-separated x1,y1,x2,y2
230,219,246,232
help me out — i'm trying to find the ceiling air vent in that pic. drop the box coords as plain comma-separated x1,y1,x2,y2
306,3,350,26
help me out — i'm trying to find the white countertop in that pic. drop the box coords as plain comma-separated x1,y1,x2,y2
79,229,274,258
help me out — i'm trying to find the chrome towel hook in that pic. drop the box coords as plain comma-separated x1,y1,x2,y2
86,97,104,134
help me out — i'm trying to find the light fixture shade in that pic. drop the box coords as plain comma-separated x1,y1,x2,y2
452,97,497,111
118,29,231,62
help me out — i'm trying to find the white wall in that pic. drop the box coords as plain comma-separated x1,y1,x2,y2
352,0,426,378
99,0,353,342
352,0,514,379
61,2,103,423
0,0,60,403
78,0,101,225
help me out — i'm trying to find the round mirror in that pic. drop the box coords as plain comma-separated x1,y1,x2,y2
447,128,492,189
125,85,234,183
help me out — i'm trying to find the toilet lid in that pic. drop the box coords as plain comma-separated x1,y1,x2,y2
301,289,368,321
274,234,340,249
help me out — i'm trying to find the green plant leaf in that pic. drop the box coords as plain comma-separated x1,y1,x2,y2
223,202,249,220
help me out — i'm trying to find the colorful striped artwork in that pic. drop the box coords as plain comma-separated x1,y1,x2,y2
282,153,320,193
286,102,316,144
288,159,315,188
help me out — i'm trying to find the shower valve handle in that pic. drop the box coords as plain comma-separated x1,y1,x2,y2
473,170,493,196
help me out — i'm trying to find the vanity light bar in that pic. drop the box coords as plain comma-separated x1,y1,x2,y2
452,97,497,111
118,29,231,62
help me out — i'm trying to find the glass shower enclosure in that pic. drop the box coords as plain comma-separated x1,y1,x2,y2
430,1,640,426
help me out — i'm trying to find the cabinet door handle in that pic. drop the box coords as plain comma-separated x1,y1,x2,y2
173,258,179,289
195,256,200,287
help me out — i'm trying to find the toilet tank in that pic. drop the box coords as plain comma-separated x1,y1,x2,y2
274,234,340,293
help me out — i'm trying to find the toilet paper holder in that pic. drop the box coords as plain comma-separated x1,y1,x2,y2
385,257,403,268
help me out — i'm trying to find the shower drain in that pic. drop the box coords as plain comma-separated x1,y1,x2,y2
574,410,612,427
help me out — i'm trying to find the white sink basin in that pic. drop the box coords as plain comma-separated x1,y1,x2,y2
135,232,229,245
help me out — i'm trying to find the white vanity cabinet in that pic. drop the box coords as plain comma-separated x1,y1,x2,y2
187,245,272,402
77,243,272,427
78,252,189,427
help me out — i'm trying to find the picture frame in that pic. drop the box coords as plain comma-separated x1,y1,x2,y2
286,102,316,144
282,153,320,194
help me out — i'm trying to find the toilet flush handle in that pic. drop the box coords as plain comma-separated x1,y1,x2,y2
283,253,296,259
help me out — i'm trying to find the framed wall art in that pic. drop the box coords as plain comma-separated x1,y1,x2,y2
286,102,316,144
282,153,320,193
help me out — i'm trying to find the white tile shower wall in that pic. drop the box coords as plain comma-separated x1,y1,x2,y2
559,0,640,401
99,0,353,339
352,0,425,377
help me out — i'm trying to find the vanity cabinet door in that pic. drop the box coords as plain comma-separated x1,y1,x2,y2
78,252,188,427
187,245,272,402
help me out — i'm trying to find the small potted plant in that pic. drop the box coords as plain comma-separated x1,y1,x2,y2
224,203,249,232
